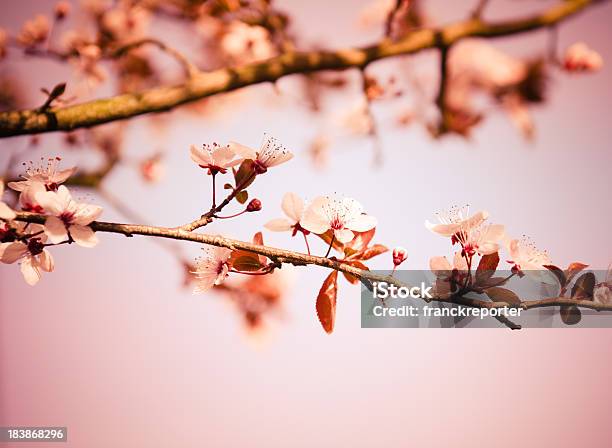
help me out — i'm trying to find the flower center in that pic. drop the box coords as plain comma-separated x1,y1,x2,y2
253,160,268,174
60,211,75,225
330,217,344,230
27,238,45,256
23,203,44,213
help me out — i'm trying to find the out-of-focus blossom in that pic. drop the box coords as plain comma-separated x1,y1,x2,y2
501,93,534,140
0,181,16,221
0,180,16,221
102,4,150,42
35,186,102,247
54,1,71,20
77,44,107,85
563,42,603,73
9,157,76,193
594,265,612,305
192,246,233,293
307,134,330,169
0,227,54,286
221,22,275,64
80,0,112,15
265,192,308,235
140,154,165,183
229,134,293,174
449,40,527,91
392,247,408,267
340,99,374,135
302,195,377,244
190,143,241,175
0,28,7,59
16,15,50,48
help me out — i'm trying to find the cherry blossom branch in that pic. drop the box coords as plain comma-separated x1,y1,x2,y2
0,0,600,138
12,211,612,320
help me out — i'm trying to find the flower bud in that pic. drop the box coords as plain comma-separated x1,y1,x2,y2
563,42,603,73
392,246,408,267
247,198,262,212
54,1,71,20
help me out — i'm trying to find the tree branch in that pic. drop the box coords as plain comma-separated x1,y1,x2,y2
12,211,612,319
0,0,598,138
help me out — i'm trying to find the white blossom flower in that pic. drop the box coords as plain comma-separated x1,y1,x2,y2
425,205,488,238
264,192,308,235
192,246,233,293
16,14,50,48
190,143,241,175
594,264,612,305
0,180,16,221
17,181,47,213
507,237,556,284
8,157,76,192
301,195,377,244
429,252,468,298
0,230,54,286
35,186,102,247
563,42,603,73
229,134,293,174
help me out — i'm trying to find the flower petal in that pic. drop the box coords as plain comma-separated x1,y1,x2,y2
281,192,303,223
20,257,42,286
189,144,211,166
425,220,459,237
264,218,293,232
73,204,103,225
430,256,452,276
334,228,354,244
69,224,98,248
228,141,257,160
348,213,377,232
54,167,77,184
44,216,69,244
0,202,16,221
38,249,54,272
0,242,28,264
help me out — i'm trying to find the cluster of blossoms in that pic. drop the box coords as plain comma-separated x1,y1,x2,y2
188,134,387,294
426,205,557,297
0,158,102,285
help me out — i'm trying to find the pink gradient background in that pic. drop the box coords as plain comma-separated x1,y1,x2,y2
1,1,611,446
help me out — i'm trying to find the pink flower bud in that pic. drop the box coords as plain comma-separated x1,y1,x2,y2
392,247,408,267
563,42,603,73
247,198,262,212
54,1,71,20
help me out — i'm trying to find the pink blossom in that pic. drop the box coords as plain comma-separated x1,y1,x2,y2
8,157,76,192
0,181,16,221
563,42,603,73
264,192,308,236
35,186,102,247
507,237,556,284
221,22,275,64
301,195,377,244
0,228,54,286
426,206,488,238
229,135,293,174
16,14,50,48
192,246,233,293
190,143,241,175
17,181,47,213
429,252,469,298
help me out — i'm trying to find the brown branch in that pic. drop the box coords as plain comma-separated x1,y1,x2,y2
108,38,200,79
12,211,612,320
0,0,599,138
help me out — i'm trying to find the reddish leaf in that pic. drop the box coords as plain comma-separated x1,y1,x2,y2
235,190,248,204
359,244,389,261
230,250,263,272
316,229,345,253
316,271,339,334
560,305,581,325
481,276,510,288
476,252,500,284
345,228,376,253
571,272,595,300
565,262,589,286
342,260,368,285
543,264,566,287
234,159,256,191
485,287,521,305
